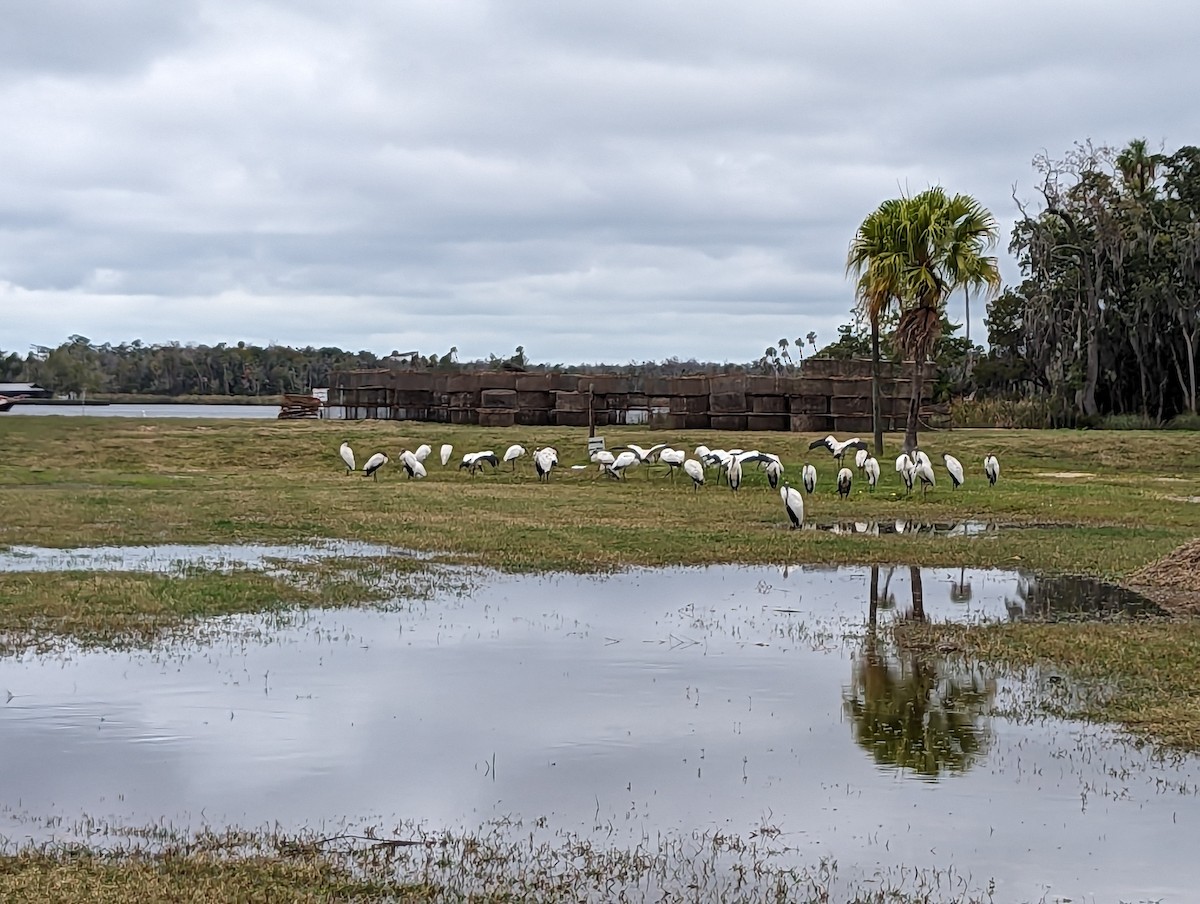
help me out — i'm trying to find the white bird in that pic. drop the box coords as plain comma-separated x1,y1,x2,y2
912,449,932,470
727,455,743,492
459,451,500,475
694,444,711,461
440,444,454,467
914,457,936,497
854,447,869,473
984,454,1000,486
533,447,557,481
810,435,868,466
591,449,616,474
400,450,427,479
780,482,804,529
895,453,915,494
609,450,640,479
763,459,783,489
683,458,705,490
338,442,355,475
413,444,432,463
863,456,880,490
503,444,527,471
943,453,965,489
801,463,817,494
362,452,388,481
836,467,853,499
660,448,686,480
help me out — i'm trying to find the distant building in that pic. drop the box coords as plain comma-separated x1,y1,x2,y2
0,382,51,399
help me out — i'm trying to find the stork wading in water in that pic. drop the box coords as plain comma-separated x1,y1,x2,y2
943,453,965,489
984,454,1000,486
683,458,705,490
339,442,355,475
810,435,868,468
836,467,853,499
780,482,805,529
362,452,389,481
801,464,817,495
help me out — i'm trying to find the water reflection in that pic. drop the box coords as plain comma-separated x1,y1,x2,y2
848,565,994,777
1003,573,1161,621
807,520,998,536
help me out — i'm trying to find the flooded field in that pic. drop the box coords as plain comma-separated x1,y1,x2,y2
0,560,1193,900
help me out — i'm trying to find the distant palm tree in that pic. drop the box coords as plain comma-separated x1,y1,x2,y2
849,189,1001,453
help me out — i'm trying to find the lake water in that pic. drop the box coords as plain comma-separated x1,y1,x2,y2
0,562,1192,901
4,403,281,418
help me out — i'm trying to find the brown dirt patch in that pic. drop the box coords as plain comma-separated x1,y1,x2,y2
1126,538,1200,614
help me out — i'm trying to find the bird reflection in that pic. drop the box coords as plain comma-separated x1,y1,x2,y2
846,569,995,777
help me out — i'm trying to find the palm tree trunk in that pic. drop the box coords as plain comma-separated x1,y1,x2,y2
871,316,883,455
903,355,924,453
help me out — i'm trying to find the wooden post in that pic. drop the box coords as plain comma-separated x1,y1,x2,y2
588,383,595,438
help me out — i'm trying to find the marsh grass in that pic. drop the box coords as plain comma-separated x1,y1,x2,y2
900,618,1200,750
3,419,1200,576
0,824,998,904
0,557,456,655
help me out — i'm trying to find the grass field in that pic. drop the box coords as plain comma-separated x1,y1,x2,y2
1,416,1198,900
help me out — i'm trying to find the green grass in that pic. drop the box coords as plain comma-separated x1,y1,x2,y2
3,418,1199,577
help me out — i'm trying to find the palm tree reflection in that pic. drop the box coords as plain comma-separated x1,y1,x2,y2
846,567,994,778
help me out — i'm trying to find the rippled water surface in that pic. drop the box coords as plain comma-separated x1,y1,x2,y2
0,563,1193,901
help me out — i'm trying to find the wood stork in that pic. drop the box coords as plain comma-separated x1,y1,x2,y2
400,450,427,479
659,448,686,480
809,435,868,467
914,457,936,497
413,444,432,463
912,449,932,470
339,442,355,475
591,449,616,475
943,453,965,489
780,482,804,529
503,444,526,471
836,467,853,499
984,454,1000,486
727,455,743,492
763,459,783,489
683,458,705,490
609,450,640,479
533,447,557,481
854,447,869,473
362,452,388,481
864,456,880,490
440,444,453,467
896,453,915,494
801,463,817,495
459,451,500,475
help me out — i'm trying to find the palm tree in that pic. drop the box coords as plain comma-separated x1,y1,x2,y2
848,197,908,455
849,189,1001,453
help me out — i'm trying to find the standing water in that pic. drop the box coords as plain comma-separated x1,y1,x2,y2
0,563,1192,901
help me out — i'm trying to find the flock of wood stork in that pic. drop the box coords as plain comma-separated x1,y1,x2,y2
336,435,1001,530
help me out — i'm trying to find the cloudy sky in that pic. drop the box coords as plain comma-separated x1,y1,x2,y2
2,1,1197,365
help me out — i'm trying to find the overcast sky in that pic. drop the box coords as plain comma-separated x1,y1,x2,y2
2,1,1197,365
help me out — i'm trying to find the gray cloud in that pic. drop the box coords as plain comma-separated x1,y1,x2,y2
2,0,1198,362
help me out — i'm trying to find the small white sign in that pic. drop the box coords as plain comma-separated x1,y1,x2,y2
311,388,329,402
587,436,606,455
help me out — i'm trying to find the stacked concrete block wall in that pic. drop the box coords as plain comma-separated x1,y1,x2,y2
329,359,933,432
